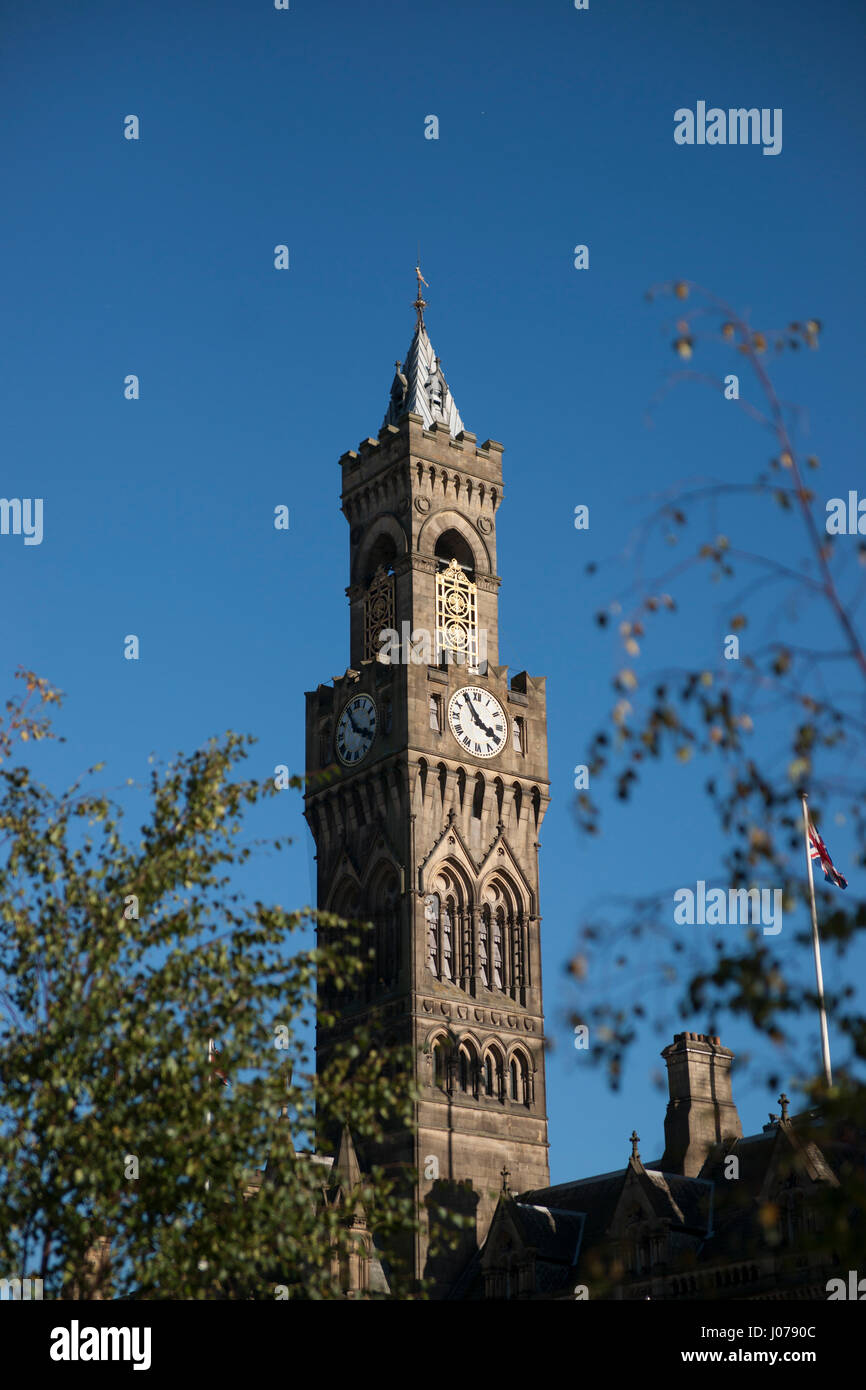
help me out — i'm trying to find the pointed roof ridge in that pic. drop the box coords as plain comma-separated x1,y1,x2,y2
383,277,465,436
331,1122,362,1191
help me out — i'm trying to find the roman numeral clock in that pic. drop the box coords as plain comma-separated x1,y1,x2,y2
304,276,551,1286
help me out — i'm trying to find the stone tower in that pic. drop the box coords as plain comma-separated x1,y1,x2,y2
304,278,550,1288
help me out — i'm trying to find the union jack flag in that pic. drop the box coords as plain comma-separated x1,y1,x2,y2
808,821,848,890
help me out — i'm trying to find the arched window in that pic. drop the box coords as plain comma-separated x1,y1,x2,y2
362,537,397,661
484,1055,494,1095
510,1051,531,1106
441,897,454,981
456,767,466,809
511,912,524,992
481,878,528,1000
434,534,479,670
493,908,504,989
479,906,491,988
459,1041,479,1097
493,1050,505,1101
434,529,475,579
472,773,485,821
433,1037,450,1089
494,778,504,819
326,881,362,1005
424,863,470,987
425,894,440,975
372,869,401,992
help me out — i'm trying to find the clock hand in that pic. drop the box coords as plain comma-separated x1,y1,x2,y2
465,697,495,740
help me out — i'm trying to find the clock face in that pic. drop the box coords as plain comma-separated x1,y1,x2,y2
336,694,377,765
448,686,508,759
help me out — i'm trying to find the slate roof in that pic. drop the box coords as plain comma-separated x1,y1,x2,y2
382,319,465,436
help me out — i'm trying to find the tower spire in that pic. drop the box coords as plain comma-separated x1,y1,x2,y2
382,266,465,436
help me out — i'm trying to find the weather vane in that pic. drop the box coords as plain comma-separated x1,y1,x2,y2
413,262,429,328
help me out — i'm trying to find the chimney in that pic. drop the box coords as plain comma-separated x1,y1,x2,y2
660,1033,742,1176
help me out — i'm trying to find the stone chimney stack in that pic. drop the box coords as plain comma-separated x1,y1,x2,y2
660,1033,742,1177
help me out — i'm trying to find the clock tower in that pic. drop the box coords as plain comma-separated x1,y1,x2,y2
304,275,550,1289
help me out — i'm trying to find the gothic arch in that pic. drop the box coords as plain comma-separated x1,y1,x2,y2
479,873,530,998
365,858,401,992
351,513,408,587
416,509,492,576
424,857,475,985
506,1046,532,1105
327,872,362,917
457,1038,479,1096
481,1040,506,1099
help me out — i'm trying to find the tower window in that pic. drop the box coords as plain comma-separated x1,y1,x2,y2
513,718,525,754
434,535,480,670
441,898,454,980
479,906,491,988
363,563,396,662
509,1060,519,1101
429,695,442,733
493,908,504,989
433,1038,449,1089
425,891,454,982
425,893,440,975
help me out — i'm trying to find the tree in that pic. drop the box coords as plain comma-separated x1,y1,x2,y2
0,669,419,1299
569,282,865,1261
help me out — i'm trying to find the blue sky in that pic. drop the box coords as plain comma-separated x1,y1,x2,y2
3,0,865,1184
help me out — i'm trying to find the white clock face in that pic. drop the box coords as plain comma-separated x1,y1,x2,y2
448,686,508,759
336,694,377,765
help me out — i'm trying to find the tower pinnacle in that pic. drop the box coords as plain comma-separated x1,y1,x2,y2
382,268,465,436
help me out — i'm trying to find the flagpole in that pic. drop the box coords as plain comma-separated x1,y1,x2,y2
801,794,833,1087
205,1038,214,1193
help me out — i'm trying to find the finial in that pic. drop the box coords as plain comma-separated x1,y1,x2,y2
500,1164,510,1193
778,1092,790,1122
413,263,429,329
630,1129,640,1161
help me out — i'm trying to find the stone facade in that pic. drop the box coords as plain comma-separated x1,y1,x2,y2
304,311,550,1287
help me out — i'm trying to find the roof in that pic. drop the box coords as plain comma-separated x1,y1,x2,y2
382,319,465,436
